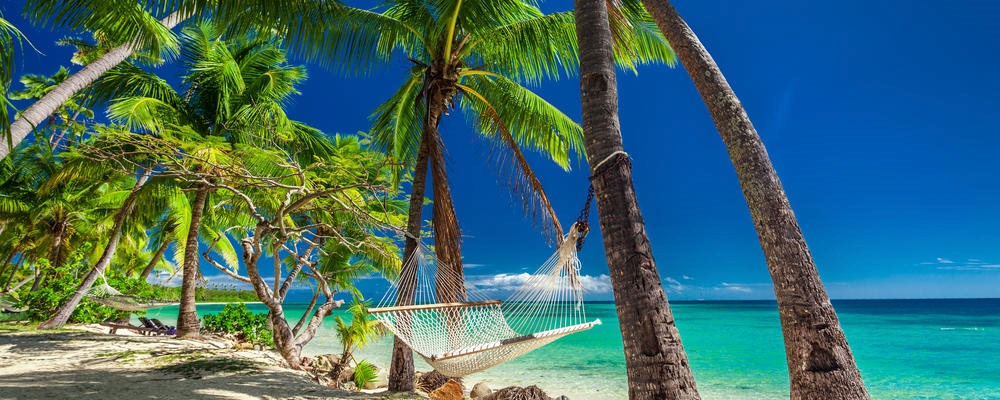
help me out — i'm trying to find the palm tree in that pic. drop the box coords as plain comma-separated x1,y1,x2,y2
331,300,386,382
573,0,701,399
106,21,341,337
38,166,152,329
339,1,671,388
0,13,26,144
3,3,186,159
636,1,870,398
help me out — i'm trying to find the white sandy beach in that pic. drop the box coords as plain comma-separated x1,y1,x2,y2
0,325,419,400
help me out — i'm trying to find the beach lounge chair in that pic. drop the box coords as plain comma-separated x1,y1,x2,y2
101,318,157,336
138,317,171,335
150,319,176,335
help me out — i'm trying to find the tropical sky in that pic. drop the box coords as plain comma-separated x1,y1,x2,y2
6,0,999,300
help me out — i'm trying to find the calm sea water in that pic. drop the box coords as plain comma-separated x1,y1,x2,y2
142,298,1000,399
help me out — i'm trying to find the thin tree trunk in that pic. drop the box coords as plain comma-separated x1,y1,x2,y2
40,170,151,329
1,12,188,160
140,238,172,280
33,221,68,292
292,287,320,336
176,182,209,338
639,2,869,398
0,249,18,290
574,1,701,399
388,132,431,391
3,255,25,292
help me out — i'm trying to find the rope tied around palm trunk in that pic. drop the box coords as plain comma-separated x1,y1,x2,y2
573,151,631,251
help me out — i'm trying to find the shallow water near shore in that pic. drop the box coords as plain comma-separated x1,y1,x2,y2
142,298,1000,399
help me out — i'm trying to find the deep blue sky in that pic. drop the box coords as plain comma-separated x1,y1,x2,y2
5,1,999,300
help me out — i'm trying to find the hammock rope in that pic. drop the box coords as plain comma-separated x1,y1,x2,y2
86,274,178,312
0,294,27,313
370,223,600,376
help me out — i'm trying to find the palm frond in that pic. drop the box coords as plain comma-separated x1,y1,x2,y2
369,70,426,182
469,11,578,86
459,74,583,169
25,0,180,59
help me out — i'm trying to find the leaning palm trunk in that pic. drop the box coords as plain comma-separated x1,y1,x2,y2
388,132,431,391
574,0,701,399
640,1,869,398
1,12,188,160
139,238,172,279
39,170,152,329
176,182,209,338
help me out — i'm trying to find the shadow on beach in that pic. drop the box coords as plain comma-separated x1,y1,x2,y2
0,328,392,400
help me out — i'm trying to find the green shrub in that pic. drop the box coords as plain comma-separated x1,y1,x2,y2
202,303,274,347
353,359,378,389
21,245,155,323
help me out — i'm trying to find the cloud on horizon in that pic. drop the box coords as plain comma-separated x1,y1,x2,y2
922,258,1000,271
466,272,612,297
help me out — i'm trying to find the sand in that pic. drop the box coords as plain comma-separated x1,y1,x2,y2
0,324,420,400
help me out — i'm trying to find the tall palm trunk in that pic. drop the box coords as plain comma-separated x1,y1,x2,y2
574,1,700,399
139,238,172,279
388,133,431,391
176,182,209,338
639,2,869,398
39,170,151,329
1,12,188,160
423,61,465,304
427,128,464,303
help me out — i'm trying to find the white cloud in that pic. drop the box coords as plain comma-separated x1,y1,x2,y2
146,271,180,287
462,263,488,269
682,275,693,280
664,277,685,294
578,274,612,294
923,257,1000,271
714,282,753,293
466,273,612,295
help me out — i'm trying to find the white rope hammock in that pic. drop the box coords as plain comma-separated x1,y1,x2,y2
86,274,178,312
370,223,600,377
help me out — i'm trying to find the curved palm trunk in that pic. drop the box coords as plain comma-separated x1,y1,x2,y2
0,248,19,290
1,12,188,160
2,255,26,292
39,171,151,329
176,182,209,338
640,2,869,398
575,1,701,399
388,133,431,391
139,238,172,279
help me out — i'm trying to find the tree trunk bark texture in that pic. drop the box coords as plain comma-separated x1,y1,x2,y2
388,132,431,391
40,171,151,329
2,12,188,160
176,183,209,338
574,1,701,399
640,1,869,399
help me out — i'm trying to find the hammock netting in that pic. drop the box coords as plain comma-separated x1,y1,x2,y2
86,279,178,312
0,294,27,313
371,223,600,377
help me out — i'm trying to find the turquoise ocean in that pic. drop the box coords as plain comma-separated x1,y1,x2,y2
142,298,1000,399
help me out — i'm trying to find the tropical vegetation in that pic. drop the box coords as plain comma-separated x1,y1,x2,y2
0,0,872,398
